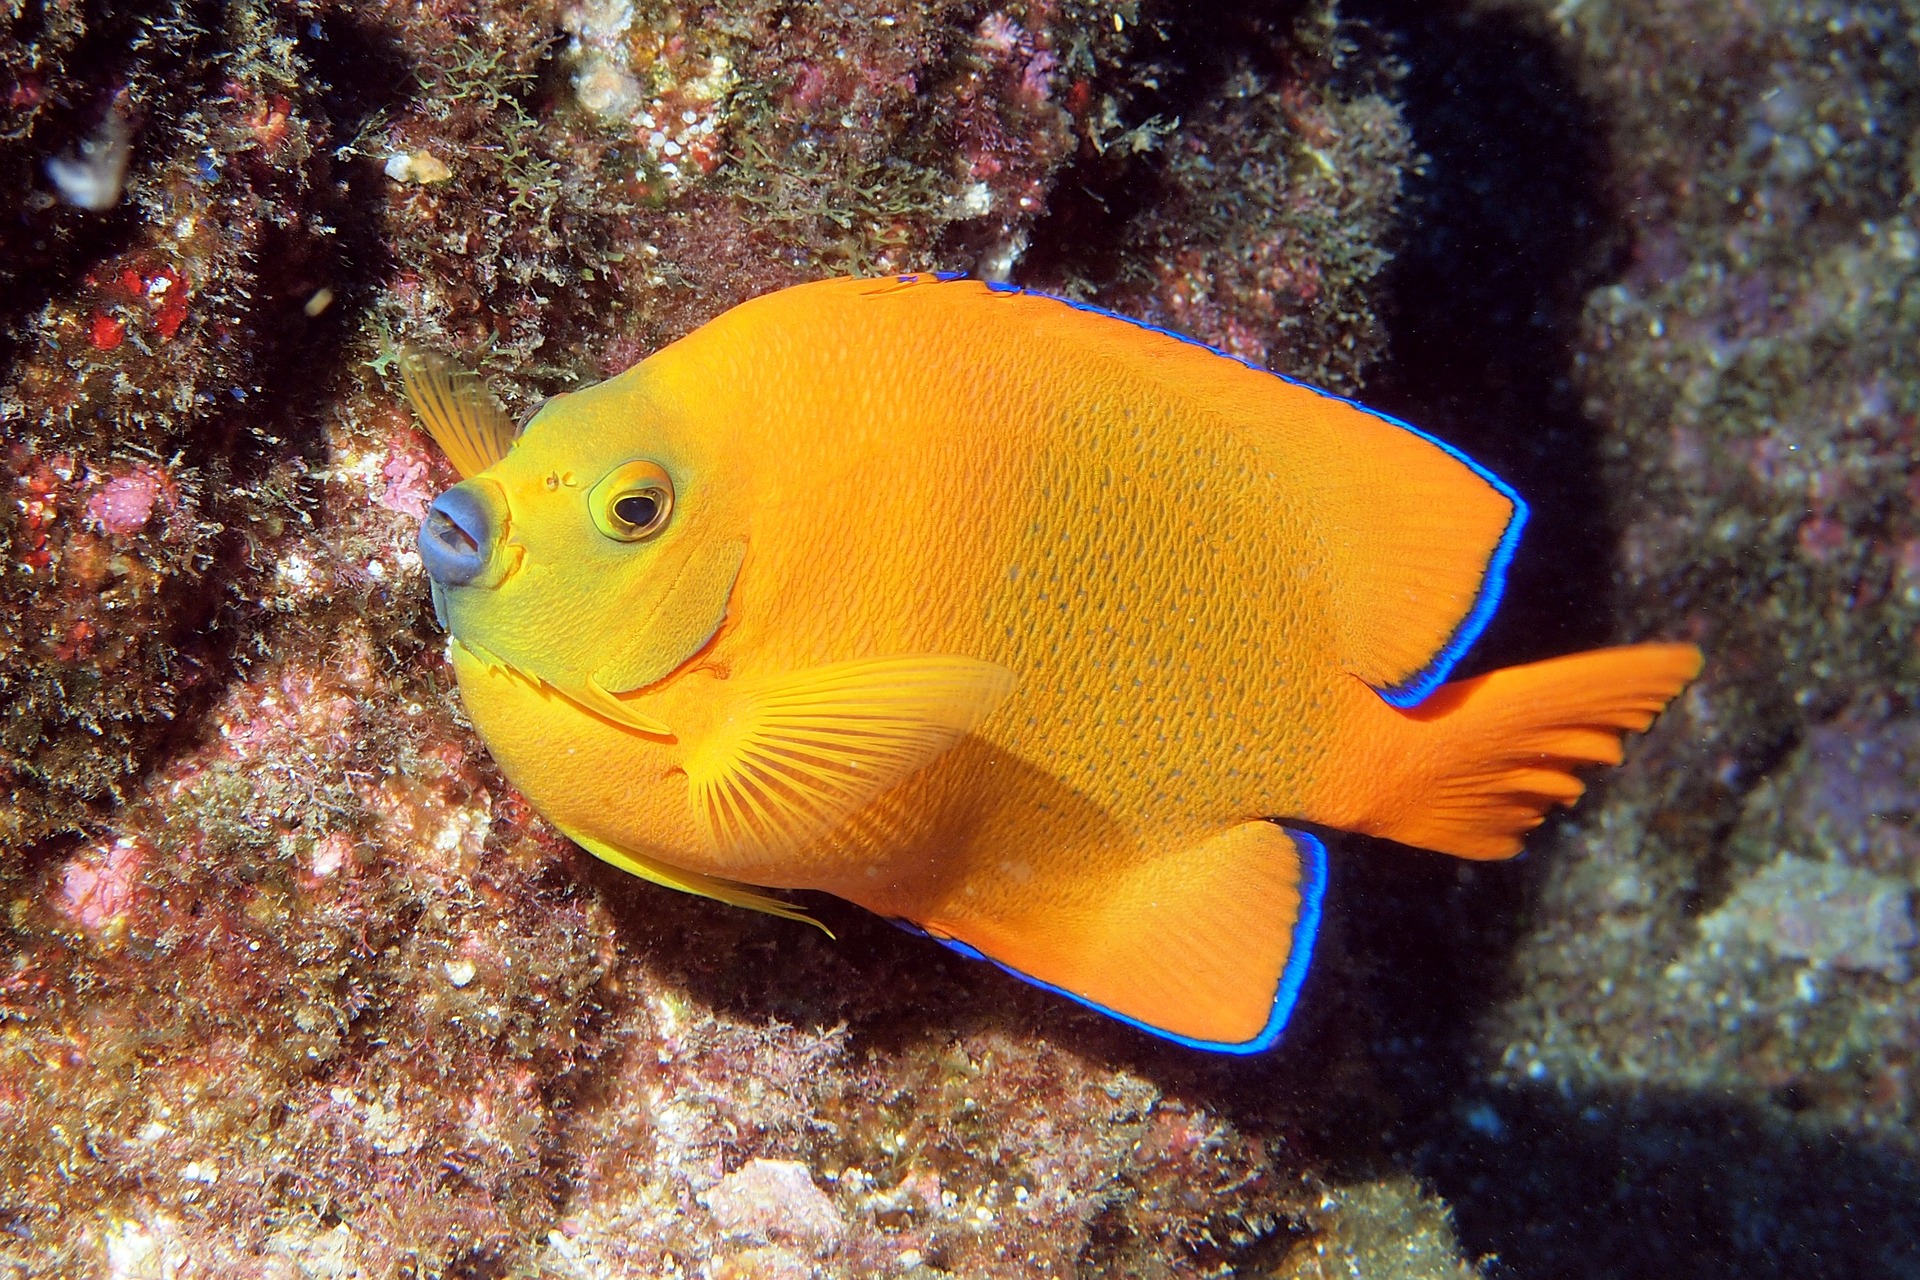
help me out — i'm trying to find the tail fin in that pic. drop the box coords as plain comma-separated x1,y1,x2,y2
1359,643,1702,860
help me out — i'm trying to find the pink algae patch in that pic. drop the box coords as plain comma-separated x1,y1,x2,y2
379,447,435,519
84,465,165,535
58,837,147,932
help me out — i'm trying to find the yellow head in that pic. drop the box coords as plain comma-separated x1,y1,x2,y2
412,356,750,735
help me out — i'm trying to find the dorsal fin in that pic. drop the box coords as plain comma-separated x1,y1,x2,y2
869,278,1527,706
1287,387,1525,705
398,347,517,478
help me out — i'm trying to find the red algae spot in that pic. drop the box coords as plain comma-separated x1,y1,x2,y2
89,312,126,350
52,618,96,662
702,1159,846,1257
1796,513,1850,563
1133,1106,1216,1166
85,259,193,344
86,466,166,536
245,94,294,150
1064,76,1092,117
12,455,68,573
147,267,190,340
58,837,148,933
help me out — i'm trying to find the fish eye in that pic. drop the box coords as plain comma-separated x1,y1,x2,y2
589,459,675,542
614,492,659,527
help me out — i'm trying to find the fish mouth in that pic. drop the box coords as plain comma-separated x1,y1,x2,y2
420,478,517,592
424,508,480,560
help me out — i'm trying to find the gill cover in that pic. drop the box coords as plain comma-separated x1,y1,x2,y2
401,350,743,738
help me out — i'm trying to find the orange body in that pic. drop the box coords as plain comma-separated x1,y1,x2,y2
422,275,1700,1051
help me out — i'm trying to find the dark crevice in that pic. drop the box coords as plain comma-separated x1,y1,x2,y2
1278,4,1636,1243
1420,1083,1920,1280
0,2,413,836
129,9,410,780
0,0,226,376
1013,0,1319,288
1295,3,1630,1188
1345,0,1625,669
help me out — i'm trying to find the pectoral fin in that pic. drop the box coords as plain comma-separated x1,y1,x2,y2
560,824,830,935
685,655,1015,861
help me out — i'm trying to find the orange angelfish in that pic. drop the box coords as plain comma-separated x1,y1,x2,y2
407,274,1701,1053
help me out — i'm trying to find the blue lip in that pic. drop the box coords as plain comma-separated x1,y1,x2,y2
419,484,493,587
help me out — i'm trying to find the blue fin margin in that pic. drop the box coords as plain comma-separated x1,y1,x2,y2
894,827,1328,1055
973,278,1529,706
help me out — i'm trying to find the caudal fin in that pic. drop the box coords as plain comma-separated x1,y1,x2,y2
1353,643,1702,860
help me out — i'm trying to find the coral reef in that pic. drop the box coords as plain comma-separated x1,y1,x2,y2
0,1,1483,1276
13,0,1911,1272
0,0,380,847
1026,6,1413,390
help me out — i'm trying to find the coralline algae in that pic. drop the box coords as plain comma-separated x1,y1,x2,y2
1700,855,1916,982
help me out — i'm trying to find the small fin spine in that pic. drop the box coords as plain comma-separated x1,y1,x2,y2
563,825,833,936
899,827,1329,1055
398,347,518,479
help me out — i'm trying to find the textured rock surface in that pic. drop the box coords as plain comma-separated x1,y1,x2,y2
0,2,1459,1276
1384,2,1920,1276
3,0,1914,1276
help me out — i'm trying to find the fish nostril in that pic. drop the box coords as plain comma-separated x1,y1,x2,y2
419,486,493,587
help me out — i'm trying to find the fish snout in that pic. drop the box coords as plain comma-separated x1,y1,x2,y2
420,480,505,588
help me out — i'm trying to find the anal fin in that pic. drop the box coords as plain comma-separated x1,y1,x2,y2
915,822,1326,1053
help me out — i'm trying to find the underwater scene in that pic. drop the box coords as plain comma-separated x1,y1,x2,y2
2,0,1917,1276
